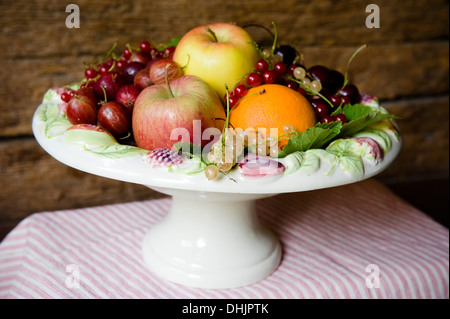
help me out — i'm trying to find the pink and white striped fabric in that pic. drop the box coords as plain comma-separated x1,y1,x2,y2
0,179,448,299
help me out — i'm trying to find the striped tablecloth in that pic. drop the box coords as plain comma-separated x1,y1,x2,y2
0,179,448,299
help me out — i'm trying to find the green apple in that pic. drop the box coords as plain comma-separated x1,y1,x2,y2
173,22,261,99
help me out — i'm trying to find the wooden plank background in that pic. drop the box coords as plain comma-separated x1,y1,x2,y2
0,0,448,232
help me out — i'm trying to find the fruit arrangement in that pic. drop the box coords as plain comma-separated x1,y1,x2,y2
38,22,399,181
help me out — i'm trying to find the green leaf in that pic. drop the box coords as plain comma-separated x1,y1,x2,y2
157,37,181,51
339,104,398,138
277,121,342,158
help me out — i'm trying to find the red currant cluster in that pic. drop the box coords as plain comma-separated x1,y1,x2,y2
225,46,363,125
59,40,177,141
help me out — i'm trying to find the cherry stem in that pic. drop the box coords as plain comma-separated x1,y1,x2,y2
271,21,278,55
206,27,218,43
342,44,367,89
241,24,275,39
287,75,334,108
165,64,175,98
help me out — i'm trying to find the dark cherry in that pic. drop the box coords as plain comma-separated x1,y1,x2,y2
334,114,348,124
122,62,146,83
285,80,299,91
274,45,297,65
330,94,342,107
328,70,345,94
337,84,361,104
310,99,329,117
320,115,335,124
308,65,332,89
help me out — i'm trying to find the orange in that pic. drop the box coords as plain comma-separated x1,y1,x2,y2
229,84,317,146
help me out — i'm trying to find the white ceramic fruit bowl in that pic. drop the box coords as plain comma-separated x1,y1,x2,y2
32,90,402,289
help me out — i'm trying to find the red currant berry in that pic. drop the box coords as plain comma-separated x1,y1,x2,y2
263,70,277,84
61,92,71,102
273,62,287,75
84,67,98,79
69,90,75,98
334,114,348,124
140,41,151,52
255,60,269,73
115,60,125,71
163,46,176,59
234,84,247,97
98,64,109,74
123,48,132,59
105,59,114,69
247,73,263,87
228,95,239,108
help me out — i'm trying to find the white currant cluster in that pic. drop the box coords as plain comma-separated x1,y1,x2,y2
292,66,322,92
204,128,281,180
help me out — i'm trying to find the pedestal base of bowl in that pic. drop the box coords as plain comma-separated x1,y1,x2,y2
142,187,281,289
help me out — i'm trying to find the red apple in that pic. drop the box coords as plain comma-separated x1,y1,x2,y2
173,22,261,99
132,75,226,151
